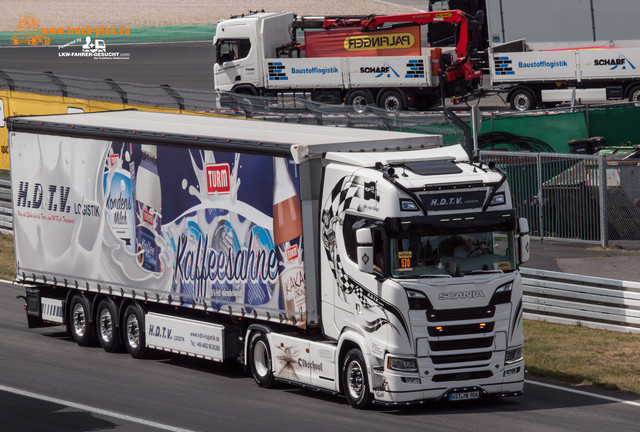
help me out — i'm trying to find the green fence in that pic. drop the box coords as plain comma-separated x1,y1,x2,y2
478,105,640,154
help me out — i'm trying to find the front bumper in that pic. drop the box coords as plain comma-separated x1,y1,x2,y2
370,356,525,404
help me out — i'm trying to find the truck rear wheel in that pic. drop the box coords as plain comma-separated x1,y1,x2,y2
378,89,406,111
248,332,274,388
509,87,536,111
342,348,373,409
122,304,147,359
345,89,374,113
69,295,97,347
96,299,121,353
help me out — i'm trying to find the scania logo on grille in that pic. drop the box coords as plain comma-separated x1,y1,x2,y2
439,290,485,300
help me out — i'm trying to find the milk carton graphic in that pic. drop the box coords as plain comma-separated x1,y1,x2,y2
135,144,162,272
103,142,136,253
272,157,306,328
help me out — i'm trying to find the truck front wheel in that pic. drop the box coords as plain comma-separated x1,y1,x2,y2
628,85,640,103
342,349,373,409
248,332,274,388
509,87,537,111
122,304,147,359
96,299,121,353
69,295,97,347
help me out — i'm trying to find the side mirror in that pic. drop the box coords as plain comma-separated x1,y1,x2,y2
356,228,374,274
517,217,530,264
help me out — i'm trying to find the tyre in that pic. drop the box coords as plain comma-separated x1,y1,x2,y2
345,89,374,113
96,299,121,353
509,87,536,111
342,348,373,409
248,332,274,388
378,89,406,111
122,304,147,359
69,295,97,347
628,85,640,103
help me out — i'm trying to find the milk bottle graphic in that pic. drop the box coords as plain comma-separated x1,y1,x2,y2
135,144,162,272
272,157,306,327
103,142,135,253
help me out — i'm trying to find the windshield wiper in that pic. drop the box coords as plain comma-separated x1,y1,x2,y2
464,269,504,275
417,274,453,278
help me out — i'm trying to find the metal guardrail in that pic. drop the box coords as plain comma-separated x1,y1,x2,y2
0,179,11,235
521,267,640,333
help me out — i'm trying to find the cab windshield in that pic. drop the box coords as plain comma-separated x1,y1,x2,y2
390,229,517,278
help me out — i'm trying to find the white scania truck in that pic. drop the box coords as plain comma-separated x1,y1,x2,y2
9,110,529,408
213,11,483,111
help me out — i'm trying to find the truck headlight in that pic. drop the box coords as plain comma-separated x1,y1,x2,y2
406,289,430,310
490,192,505,206
388,357,419,373
505,346,523,364
491,282,512,305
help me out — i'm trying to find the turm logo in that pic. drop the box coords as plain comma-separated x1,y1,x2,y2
205,163,231,195
594,54,636,71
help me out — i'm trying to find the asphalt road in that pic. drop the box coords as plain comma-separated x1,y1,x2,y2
0,42,215,92
1,280,639,432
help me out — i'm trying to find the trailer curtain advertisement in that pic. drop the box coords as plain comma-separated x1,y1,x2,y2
11,133,307,327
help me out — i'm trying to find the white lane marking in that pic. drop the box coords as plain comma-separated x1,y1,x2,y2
0,384,199,432
526,379,640,408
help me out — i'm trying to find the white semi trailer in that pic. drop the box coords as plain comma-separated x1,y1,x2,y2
9,110,529,408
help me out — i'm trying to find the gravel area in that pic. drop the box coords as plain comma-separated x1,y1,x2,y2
2,1,419,32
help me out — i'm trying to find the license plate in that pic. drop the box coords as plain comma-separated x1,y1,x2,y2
449,390,480,401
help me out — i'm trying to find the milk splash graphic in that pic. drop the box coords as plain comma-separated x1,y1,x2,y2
12,136,173,297
165,150,279,310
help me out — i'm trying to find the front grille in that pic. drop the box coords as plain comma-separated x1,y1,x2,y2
429,337,493,352
431,352,492,365
432,370,493,382
427,305,495,322
428,321,495,337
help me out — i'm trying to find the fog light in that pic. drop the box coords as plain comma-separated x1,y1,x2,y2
401,377,421,384
504,367,521,376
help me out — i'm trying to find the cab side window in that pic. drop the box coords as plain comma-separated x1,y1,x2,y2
217,39,251,63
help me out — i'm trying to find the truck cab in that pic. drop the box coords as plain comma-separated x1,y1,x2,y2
214,12,294,94
316,144,528,406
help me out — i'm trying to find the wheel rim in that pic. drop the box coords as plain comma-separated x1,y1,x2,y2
346,359,365,400
514,93,531,111
631,90,640,102
72,303,87,337
351,95,368,113
253,340,269,378
383,96,401,111
99,308,114,343
126,313,140,349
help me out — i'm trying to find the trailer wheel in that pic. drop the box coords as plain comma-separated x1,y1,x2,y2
122,304,147,359
96,299,121,353
628,85,640,103
69,295,97,347
342,348,373,409
345,89,374,113
378,89,406,111
248,332,274,388
509,87,536,111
